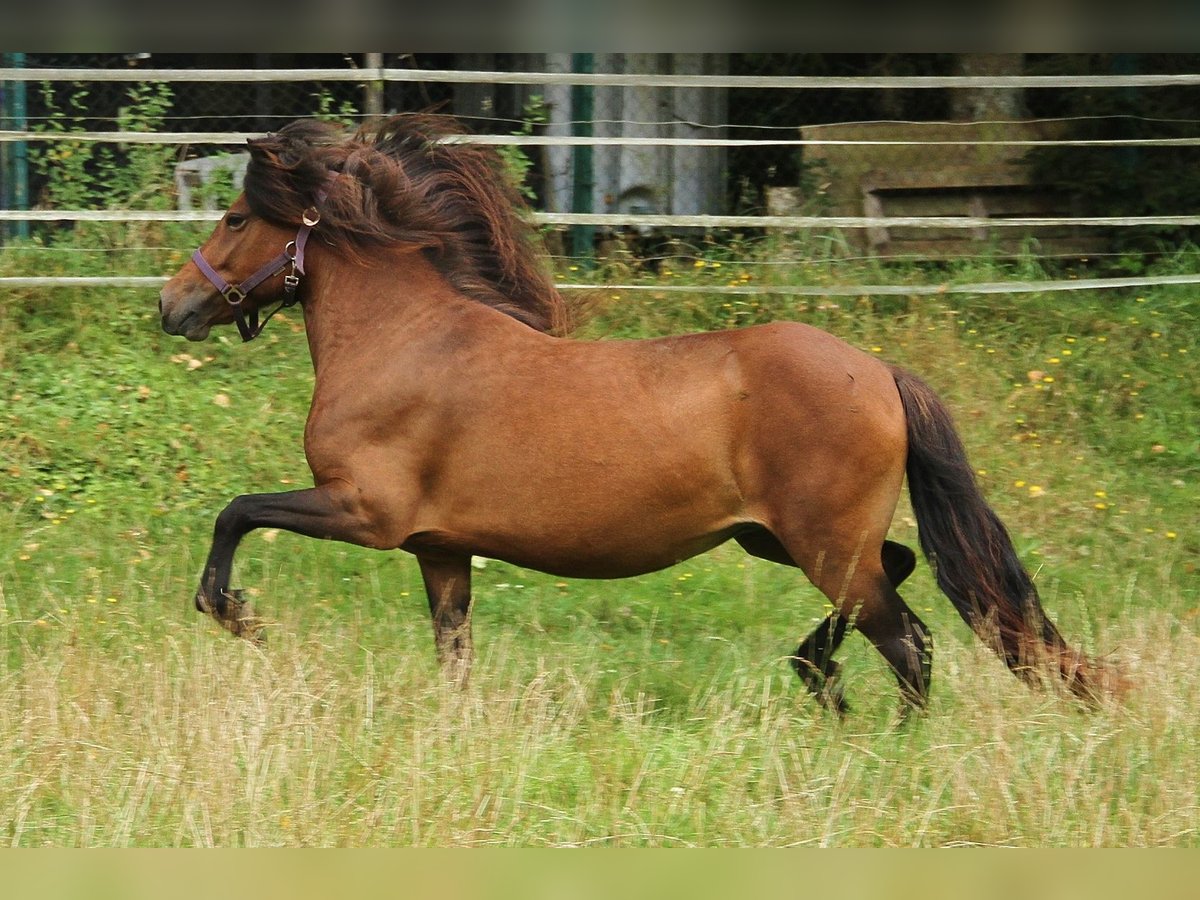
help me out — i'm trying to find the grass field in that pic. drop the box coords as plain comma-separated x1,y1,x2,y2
1,243,1197,846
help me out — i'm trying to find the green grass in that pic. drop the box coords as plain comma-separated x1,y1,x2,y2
0,244,1197,846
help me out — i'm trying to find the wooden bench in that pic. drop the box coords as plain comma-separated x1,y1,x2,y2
859,165,1103,258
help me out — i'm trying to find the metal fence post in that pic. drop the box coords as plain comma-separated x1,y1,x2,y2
364,52,384,117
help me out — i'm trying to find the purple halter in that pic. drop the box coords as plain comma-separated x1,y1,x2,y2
191,202,322,342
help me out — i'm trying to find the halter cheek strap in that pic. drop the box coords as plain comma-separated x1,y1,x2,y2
191,202,323,342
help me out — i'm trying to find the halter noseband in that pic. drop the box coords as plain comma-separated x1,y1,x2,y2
191,203,322,342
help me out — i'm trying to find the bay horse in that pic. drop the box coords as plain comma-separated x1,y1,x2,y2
159,115,1109,713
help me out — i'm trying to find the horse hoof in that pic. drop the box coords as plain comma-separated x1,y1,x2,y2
198,588,267,644
221,589,265,642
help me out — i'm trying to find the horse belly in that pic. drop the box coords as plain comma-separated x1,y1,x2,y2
411,434,747,578
425,517,746,580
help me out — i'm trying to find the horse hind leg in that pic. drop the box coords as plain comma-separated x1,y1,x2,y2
866,590,933,712
738,530,920,713
787,540,918,715
745,522,932,713
879,542,931,710
843,552,933,713
809,557,932,714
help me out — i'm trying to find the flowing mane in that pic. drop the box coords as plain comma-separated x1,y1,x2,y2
243,114,570,334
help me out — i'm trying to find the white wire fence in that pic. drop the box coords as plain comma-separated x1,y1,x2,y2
2,59,1199,297
6,66,1200,88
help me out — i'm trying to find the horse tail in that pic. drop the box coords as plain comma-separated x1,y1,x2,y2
890,365,1112,699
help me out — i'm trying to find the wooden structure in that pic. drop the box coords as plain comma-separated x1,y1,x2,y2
800,120,1105,258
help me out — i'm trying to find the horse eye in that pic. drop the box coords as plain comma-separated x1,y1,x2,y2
226,213,248,230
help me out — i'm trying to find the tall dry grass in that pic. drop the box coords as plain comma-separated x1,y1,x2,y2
2,594,1196,846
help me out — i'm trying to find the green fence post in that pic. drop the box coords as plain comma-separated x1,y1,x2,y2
2,52,30,242
569,53,594,266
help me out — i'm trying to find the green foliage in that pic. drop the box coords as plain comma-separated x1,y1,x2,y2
31,80,177,211
28,83,98,210
311,86,359,127
18,80,197,282
495,94,548,202
3,83,357,285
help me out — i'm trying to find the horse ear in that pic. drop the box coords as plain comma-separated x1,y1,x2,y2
247,136,280,166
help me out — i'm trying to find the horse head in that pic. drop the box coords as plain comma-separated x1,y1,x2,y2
161,134,327,342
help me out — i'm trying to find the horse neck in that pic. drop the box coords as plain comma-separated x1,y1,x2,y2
298,243,471,374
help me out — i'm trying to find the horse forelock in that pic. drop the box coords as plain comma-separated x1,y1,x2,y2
242,115,570,335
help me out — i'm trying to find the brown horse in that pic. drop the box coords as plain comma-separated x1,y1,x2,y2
160,115,1109,712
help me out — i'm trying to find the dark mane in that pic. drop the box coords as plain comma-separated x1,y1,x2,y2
243,115,570,334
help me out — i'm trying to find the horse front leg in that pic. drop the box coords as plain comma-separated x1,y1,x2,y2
417,553,475,684
195,482,379,641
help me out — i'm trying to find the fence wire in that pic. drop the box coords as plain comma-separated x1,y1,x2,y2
3,52,1200,293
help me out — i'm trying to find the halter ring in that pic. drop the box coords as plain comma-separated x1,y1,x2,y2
222,285,247,305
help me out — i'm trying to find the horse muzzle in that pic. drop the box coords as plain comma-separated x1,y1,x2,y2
159,285,215,342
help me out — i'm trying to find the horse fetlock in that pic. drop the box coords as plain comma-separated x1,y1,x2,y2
815,664,849,716
438,647,474,689
436,634,474,666
791,655,848,713
194,586,222,616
